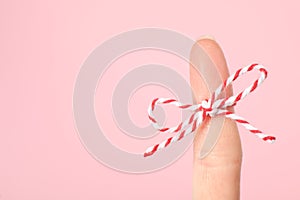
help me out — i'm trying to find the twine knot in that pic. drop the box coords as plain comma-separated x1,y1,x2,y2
144,64,276,157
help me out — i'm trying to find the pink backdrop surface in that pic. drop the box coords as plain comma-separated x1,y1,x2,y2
0,0,299,199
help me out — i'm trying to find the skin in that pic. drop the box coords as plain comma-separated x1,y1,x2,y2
190,37,243,199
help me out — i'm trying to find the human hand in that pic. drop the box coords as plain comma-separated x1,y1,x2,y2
191,37,242,200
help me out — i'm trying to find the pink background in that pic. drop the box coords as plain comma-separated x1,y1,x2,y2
0,0,299,199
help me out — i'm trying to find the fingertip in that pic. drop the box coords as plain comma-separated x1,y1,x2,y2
195,37,231,82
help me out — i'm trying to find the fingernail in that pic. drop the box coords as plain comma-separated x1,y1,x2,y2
199,34,215,41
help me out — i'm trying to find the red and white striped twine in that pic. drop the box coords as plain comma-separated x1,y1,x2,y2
144,63,276,157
